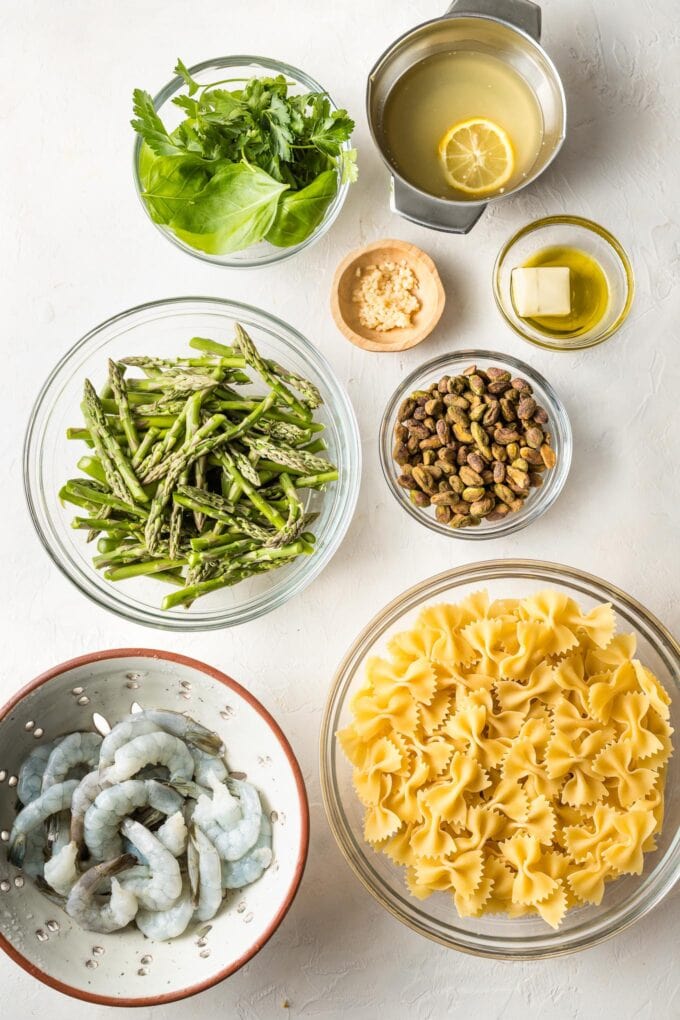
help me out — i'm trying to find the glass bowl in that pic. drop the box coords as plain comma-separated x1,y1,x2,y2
132,56,352,268
0,648,309,1004
320,560,680,959
379,350,572,540
24,297,360,630
493,216,634,351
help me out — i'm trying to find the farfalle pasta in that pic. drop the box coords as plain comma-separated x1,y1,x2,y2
338,589,673,929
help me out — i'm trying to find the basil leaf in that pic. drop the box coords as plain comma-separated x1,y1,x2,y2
265,170,337,247
170,163,288,255
139,149,213,225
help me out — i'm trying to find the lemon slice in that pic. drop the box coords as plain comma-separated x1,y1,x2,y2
438,118,514,197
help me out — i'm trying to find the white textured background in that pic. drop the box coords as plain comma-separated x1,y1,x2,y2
2,0,679,1017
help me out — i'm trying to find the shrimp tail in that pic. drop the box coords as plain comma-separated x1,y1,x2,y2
191,730,225,756
8,832,26,868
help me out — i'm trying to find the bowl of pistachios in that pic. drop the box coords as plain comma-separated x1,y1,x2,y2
379,350,572,539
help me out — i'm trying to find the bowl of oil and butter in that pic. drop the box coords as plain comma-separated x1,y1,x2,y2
366,0,566,233
493,215,635,350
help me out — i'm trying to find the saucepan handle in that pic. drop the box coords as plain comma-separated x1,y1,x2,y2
445,0,541,41
391,178,486,234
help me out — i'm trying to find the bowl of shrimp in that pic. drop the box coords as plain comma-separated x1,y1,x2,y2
0,648,309,1006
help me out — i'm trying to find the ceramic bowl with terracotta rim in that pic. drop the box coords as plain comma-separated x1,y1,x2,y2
331,239,445,352
0,649,309,1006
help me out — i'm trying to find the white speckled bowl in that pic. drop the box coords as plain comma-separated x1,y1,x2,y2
0,649,309,1006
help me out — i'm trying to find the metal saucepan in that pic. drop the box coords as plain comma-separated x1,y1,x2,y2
366,0,567,233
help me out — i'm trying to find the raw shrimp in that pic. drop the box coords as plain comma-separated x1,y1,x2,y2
221,816,273,890
189,747,228,788
16,740,59,805
84,779,183,861
65,854,139,933
118,819,181,911
8,780,79,866
135,879,194,941
41,732,103,790
156,811,188,857
44,840,79,896
108,732,194,785
70,768,114,847
98,718,162,767
192,775,242,841
208,780,263,862
187,825,222,922
100,709,223,765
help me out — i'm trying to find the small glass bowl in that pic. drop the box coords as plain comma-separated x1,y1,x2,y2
23,297,361,630
132,56,352,268
379,350,572,540
320,560,680,959
493,215,634,351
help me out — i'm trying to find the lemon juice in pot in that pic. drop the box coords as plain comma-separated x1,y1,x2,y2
383,50,544,201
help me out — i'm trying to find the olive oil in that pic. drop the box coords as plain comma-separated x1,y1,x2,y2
517,246,610,338
382,50,544,201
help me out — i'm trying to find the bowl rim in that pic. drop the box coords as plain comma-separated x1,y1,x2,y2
320,558,680,960
378,348,572,539
132,54,351,268
23,295,361,630
0,647,310,1006
492,214,636,351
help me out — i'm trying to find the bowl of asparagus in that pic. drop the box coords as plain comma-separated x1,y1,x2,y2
24,297,360,629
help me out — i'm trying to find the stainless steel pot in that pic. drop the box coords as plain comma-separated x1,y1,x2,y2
366,0,567,233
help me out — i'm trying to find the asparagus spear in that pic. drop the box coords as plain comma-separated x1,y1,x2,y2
108,359,140,453
64,325,337,610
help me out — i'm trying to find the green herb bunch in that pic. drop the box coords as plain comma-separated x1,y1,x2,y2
132,59,357,255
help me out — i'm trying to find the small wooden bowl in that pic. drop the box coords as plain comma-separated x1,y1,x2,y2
330,239,445,352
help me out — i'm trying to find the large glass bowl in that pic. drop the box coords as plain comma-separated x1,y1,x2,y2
320,560,680,959
24,297,360,630
132,56,352,268
379,351,572,540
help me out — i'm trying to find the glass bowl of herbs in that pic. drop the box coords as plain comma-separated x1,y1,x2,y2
131,56,357,267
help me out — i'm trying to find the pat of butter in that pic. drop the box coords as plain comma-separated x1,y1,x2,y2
511,267,571,317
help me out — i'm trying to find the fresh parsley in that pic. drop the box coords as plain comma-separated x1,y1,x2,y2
132,61,357,255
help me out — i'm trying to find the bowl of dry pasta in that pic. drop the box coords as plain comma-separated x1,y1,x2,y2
320,560,680,958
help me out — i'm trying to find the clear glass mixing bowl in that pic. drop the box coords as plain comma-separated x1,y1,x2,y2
320,560,680,959
24,297,360,630
132,56,352,268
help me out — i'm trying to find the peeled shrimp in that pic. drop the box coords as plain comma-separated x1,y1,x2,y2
41,732,103,791
65,854,139,933
8,780,79,866
192,774,241,841
135,878,194,941
84,779,183,861
205,779,263,862
189,747,228,788
221,815,273,890
16,740,58,805
100,709,223,766
187,825,222,922
70,768,114,848
156,811,188,857
108,732,194,785
118,819,181,911
44,840,79,896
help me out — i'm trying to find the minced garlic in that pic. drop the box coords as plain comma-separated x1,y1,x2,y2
351,260,421,331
